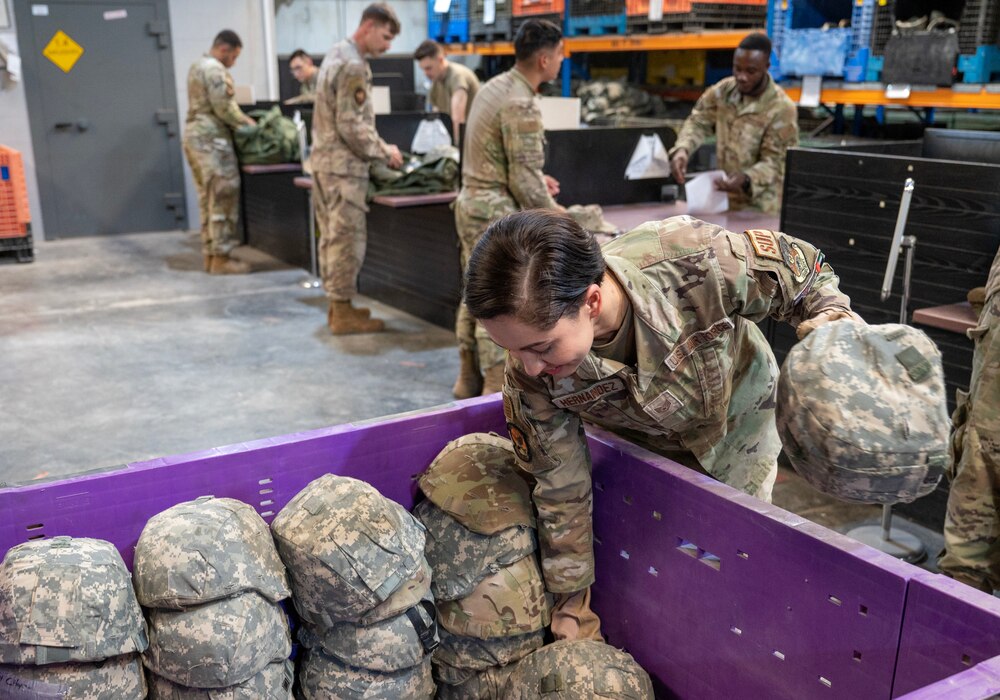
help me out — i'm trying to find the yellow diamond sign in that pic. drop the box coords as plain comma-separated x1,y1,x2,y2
43,30,84,73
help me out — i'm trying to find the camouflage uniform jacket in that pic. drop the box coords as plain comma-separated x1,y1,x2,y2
670,75,798,214
311,39,394,177
185,56,248,140
503,216,856,592
456,68,557,221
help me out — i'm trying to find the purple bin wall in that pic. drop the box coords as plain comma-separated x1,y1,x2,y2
1,395,999,699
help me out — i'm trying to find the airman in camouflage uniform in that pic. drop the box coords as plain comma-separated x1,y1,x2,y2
669,33,798,215
939,246,1000,594
311,4,403,334
465,210,861,640
452,18,566,398
183,30,255,274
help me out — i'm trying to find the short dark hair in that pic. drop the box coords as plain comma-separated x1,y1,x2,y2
414,39,443,61
513,18,563,62
213,30,242,49
289,49,312,63
465,210,606,330
738,32,771,55
361,3,401,36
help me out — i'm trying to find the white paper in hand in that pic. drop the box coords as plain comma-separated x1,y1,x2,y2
411,118,452,153
624,134,672,180
685,170,729,215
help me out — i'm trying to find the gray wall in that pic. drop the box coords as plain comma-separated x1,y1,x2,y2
0,0,430,240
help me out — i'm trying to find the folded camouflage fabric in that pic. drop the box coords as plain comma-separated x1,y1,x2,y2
234,107,300,165
368,145,459,198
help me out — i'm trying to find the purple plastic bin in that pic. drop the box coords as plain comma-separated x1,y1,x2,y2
2,395,999,699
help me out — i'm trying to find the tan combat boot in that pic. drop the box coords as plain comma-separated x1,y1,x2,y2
481,363,506,395
207,254,251,275
327,301,384,335
452,348,483,399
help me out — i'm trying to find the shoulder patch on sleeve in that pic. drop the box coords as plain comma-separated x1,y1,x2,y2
506,422,532,463
743,229,782,261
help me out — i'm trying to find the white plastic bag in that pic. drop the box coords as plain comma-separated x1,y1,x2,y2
624,134,672,180
411,118,452,154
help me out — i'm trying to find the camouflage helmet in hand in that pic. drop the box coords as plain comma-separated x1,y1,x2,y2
271,475,427,625
133,496,290,608
0,537,148,665
414,499,536,602
777,320,949,504
437,554,551,640
418,433,534,534
298,592,438,673
503,640,654,699
0,653,147,700
296,645,436,700
432,627,544,685
146,659,294,699
143,591,291,689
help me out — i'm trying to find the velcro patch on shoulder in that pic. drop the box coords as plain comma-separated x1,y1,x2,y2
744,229,783,262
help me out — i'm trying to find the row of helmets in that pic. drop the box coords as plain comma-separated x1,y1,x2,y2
0,433,652,699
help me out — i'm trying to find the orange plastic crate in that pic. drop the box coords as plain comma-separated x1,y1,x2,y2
512,0,565,16
0,146,30,238
626,0,693,16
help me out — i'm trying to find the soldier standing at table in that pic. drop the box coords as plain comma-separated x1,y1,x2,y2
413,39,481,144
312,3,404,334
939,246,1000,594
183,30,255,275
452,18,564,398
668,32,798,215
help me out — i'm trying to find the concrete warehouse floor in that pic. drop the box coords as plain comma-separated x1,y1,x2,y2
0,230,944,571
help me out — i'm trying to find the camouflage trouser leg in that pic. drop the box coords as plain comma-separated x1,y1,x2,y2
183,134,241,256
314,173,369,302
454,195,511,370
939,322,1000,592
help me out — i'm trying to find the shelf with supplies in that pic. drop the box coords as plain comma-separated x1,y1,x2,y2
782,83,1000,110
445,29,747,55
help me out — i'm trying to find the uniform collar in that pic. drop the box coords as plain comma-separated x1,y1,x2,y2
725,74,775,111
510,67,537,94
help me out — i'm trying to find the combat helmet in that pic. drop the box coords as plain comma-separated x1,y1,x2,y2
0,537,148,665
503,640,654,699
436,663,517,700
432,627,545,686
143,591,291,688
271,475,427,625
298,592,438,673
437,554,550,639
0,653,147,699
296,645,435,700
146,659,294,699
418,433,534,534
777,319,949,503
414,498,536,602
133,496,290,608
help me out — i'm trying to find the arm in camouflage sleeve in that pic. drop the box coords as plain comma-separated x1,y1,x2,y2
669,86,719,158
500,100,559,210
334,62,393,163
744,100,799,198
503,364,596,594
719,227,863,335
207,67,250,131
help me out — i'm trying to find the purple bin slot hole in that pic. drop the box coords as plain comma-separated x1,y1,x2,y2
675,537,722,571
853,650,863,662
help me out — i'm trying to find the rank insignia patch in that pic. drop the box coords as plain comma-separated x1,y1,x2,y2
507,422,532,463
744,229,783,261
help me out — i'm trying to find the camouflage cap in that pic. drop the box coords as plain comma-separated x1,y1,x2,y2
296,645,436,700
0,537,148,665
0,653,147,700
502,640,654,699
437,554,551,640
417,433,535,534
133,496,291,608
146,659,294,699
435,663,516,700
143,591,291,688
298,592,438,673
271,475,427,625
777,320,949,504
414,499,537,602
432,627,544,684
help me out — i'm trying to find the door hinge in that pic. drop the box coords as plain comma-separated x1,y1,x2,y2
146,20,170,49
164,192,185,221
156,108,178,137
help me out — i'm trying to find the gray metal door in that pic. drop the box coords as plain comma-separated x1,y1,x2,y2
14,0,185,238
